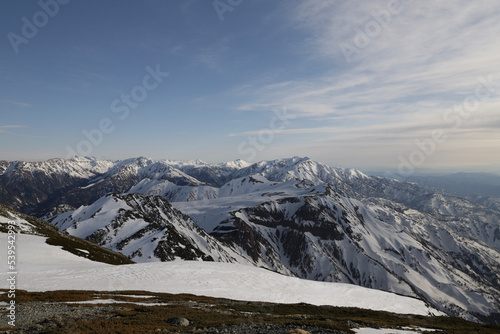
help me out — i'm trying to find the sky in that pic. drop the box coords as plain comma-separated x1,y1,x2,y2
1,0,499,174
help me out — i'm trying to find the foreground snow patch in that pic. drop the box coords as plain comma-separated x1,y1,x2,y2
0,233,442,316
354,328,440,334
64,299,171,306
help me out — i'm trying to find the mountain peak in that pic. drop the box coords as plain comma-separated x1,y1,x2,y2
220,159,250,169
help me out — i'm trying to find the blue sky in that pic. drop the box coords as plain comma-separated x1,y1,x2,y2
1,0,499,173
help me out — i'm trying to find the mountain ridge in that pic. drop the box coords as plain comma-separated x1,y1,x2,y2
0,203,133,265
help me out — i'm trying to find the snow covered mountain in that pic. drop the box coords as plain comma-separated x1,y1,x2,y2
0,157,240,217
176,176,500,323
1,156,499,323
0,203,133,265
49,193,249,264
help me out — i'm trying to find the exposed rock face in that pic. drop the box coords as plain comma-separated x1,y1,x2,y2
50,193,248,264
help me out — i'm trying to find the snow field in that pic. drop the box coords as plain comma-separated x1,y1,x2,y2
0,233,442,316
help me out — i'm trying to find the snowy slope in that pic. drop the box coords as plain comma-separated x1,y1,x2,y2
0,203,133,265
50,193,249,264
0,233,442,316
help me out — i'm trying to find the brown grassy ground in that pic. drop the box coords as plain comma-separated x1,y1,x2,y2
1,289,499,333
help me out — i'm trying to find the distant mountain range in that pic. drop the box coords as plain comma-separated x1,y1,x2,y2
0,156,499,323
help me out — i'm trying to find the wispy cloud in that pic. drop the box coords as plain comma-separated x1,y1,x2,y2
0,125,28,134
232,0,500,168
1,100,31,108
195,37,231,71
0,125,27,128
229,110,500,138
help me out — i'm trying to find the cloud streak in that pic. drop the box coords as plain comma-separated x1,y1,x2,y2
232,0,500,169
1,100,31,108
0,125,28,135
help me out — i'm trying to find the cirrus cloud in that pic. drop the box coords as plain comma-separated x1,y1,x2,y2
232,0,500,169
